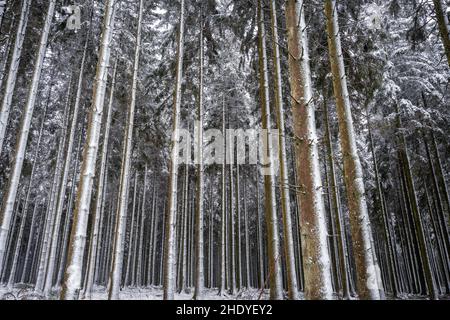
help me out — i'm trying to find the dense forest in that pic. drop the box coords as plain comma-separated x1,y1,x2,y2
0,0,449,301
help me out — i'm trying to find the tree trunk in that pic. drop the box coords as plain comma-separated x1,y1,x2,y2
257,0,283,300
324,0,383,300
61,0,116,300
163,0,185,300
83,59,117,299
219,96,227,295
285,0,333,299
194,11,205,299
433,0,450,67
108,0,142,298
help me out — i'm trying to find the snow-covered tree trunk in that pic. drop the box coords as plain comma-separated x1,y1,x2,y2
150,186,160,285
130,192,141,286
325,0,383,300
179,160,189,292
208,188,214,288
124,173,138,287
270,0,299,300
0,0,30,155
228,126,236,295
219,96,226,295
136,168,147,287
108,58,140,292
236,163,242,290
255,169,265,289
56,133,83,286
83,59,117,299
61,0,117,300
243,178,250,288
146,184,156,286
285,0,333,300
194,13,205,299
323,98,350,299
0,0,55,275
108,0,142,296
257,0,283,300
433,0,450,67
163,0,185,300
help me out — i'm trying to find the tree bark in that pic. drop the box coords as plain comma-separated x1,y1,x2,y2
163,0,185,300
433,0,450,67
325,0,383,300
257,0,283,300
285,0,333,299
61,0,117,300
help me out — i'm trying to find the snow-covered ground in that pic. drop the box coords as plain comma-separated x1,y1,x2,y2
0,284,271,300
1,284,448,300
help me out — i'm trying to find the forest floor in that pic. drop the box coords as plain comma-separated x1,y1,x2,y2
0,284,449,300
0,284,271,300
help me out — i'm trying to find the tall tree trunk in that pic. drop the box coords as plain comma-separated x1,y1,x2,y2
270,0,299,299
432,0,450,67
285,0,333,299
108,0,142,298
0,0,30,154
0,0,55,274
83,59,117,299
227,123,236,295
61,0,116,300
163,0,185,300
56,133,83,287
323,98,350,299
257,0,283,300
150,186,160,285
324,0,383,300
194,10,205,299
124,173,138,288
235,163,242,291
136,168,147,287
219,96,227,295
243,177,251,288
